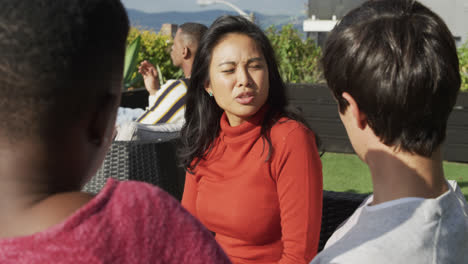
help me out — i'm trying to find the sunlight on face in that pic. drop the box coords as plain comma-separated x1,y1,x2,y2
170,29,184,67
205,33,269,127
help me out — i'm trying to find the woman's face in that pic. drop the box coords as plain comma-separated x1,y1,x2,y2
205,33,269,127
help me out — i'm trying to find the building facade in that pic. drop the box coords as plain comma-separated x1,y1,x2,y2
304,0,468,46
419,0,468,46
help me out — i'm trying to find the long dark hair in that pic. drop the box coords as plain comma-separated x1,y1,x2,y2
179,15,310,172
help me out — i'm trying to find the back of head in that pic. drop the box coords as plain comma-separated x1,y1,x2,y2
178,22,208,50
322,0,461,156
0,0,129,142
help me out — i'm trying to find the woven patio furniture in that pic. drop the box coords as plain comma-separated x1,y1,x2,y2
318,190,369,252
84,137,368,252
82,136,186,201
115,121,183,141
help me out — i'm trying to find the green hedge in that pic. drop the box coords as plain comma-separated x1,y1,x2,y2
265,25,324,84
459,42,468,92
124,26,468,92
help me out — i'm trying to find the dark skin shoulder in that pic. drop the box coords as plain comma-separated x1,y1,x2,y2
0,192,94,239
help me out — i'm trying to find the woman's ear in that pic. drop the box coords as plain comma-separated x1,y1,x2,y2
204,80,212,95
342,92,367,130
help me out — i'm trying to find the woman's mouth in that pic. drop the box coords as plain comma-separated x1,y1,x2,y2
235,93,254,104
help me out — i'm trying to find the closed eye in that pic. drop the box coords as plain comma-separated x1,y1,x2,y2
249,64,263,69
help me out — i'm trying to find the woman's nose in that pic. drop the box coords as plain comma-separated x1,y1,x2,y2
236,67,251,87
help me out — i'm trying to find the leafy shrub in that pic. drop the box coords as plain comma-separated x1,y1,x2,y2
122,26,468,92
123,36,142,90
125,27,183,89
458,40,468,92
266,24,324,84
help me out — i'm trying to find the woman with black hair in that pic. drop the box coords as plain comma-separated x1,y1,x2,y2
180,15,323,264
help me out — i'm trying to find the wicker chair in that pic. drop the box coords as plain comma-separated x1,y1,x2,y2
82,137,186,201
84,137,367,252
318,190,369,251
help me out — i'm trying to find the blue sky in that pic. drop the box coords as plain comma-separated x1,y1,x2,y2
121,0,308,16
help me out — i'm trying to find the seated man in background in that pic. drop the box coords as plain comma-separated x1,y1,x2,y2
115,22,207,140
136,22,207,125
312,0,468,263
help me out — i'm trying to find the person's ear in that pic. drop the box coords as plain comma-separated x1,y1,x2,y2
88,93,118,147
342,92,367,130
204,80,213,95
182,46,190,59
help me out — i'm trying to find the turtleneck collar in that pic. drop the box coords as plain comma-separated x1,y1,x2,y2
219,105,268,143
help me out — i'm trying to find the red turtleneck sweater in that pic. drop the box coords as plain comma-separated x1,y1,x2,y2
182,108,323,264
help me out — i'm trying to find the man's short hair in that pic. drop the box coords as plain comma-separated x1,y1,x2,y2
179,23,208,49
322,0,461,156
0,0,129,141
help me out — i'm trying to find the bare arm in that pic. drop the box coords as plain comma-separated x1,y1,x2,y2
138,60,160,95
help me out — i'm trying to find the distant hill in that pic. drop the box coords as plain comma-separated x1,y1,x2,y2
126,9,305,33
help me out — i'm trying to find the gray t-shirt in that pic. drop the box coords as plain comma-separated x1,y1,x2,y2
311,180,468,264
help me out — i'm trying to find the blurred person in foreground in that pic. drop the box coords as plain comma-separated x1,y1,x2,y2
312,0,468,263
0,1,230,263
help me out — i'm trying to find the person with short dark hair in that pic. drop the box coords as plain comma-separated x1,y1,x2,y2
180,15,323,264
311,0,468,263
135,22,208,125
0,1,230,263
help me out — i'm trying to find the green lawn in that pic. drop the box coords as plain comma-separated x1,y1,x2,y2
321,152,468,200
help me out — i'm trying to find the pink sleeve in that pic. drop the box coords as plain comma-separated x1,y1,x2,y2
162,188,231,264
127,181,230,264
274,126,323,264
181,171,199,218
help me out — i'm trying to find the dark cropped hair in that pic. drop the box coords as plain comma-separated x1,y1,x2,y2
179,15,308,172
322,0,460,157
0,0,129,141
179,22,208,47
